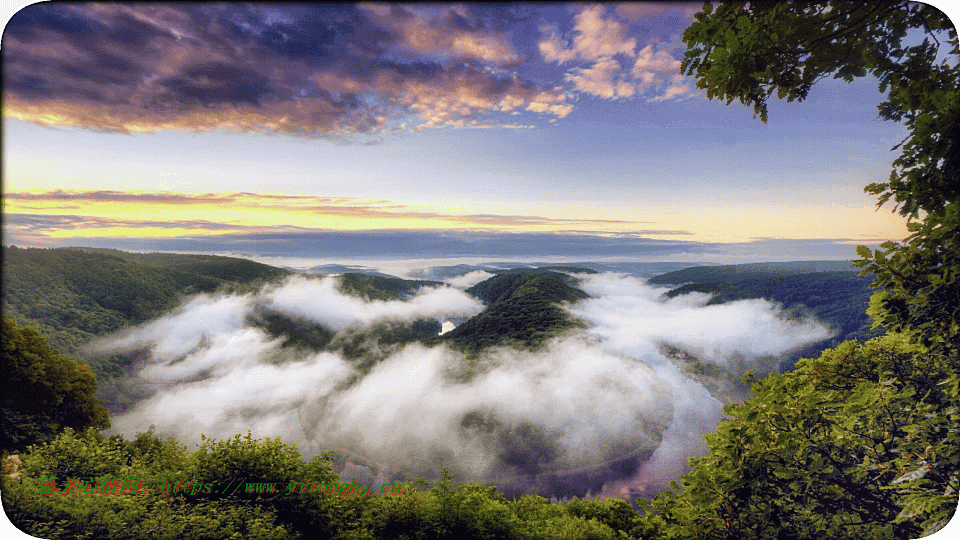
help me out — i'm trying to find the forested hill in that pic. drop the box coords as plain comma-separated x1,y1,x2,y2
337,272,443,301
71,247,291,283
441,271,589,351
1,246,292,357
646,260,859,286
649,262,879,365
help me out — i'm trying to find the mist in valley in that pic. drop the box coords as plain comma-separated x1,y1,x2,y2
91,270,833,499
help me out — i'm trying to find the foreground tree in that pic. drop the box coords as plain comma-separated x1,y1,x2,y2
648,335,958,538
681,0,959,359
645,2,960,537
6,429,651,539
1,316,109,453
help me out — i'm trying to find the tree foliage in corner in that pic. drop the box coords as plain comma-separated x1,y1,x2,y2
682,0,959,358
1,317,110,453
658,1,960,537
649,335,959,539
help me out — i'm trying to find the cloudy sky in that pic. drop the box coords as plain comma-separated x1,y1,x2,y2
4,2,948,263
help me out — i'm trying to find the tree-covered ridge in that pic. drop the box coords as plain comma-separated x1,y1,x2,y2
250,273,445,366
441,271,589,352
69,247,291,284
1,246,292,358
336,272,444,301
252,272,447,361
1,317,109,453
651,265,880,371
465,270,589,305
647,261,859,285
660,271,880,356
1,247,297,414
254,270,591,372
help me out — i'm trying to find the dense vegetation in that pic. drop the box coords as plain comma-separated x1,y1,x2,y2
648,334,958,539
4,1,959,534
1,317,109,454
440,271,589,352
3,330,956,539
643,0,960,537
3,429,659,540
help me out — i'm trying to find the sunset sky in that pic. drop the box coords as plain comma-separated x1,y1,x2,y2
4,2,948,264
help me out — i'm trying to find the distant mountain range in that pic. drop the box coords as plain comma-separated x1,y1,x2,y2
290,264,401,279
647,260,860,285
312,261,713,280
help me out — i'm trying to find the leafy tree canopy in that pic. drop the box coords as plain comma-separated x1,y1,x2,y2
6,429,653,540
1,317,110,453
669,4,960,537
648,334,959,539
682,0,960,358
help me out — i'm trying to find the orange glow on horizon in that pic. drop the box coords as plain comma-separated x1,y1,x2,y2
3,188,910,244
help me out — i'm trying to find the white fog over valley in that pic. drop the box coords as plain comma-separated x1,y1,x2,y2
91,269,832,499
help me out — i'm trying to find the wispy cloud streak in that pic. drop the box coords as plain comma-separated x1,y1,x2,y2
4,189,671,237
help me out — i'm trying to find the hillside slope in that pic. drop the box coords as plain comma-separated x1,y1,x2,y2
441,271,589,352
2,246,291,357
650,263,879,369
647,260,859,285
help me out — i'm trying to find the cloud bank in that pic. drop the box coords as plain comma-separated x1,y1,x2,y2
4,4,697,138
95,271,832,498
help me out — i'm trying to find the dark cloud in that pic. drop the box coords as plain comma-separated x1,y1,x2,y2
155,62,275,108
2,3,576,136
4,5,174,105
5,4,97,41
255,5,388,64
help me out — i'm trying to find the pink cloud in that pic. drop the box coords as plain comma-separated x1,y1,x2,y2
539,5,637,63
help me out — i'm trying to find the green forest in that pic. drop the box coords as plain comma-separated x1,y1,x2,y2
1,246,291,358
3,2,959,538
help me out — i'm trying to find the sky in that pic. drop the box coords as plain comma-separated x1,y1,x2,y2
3,1,953,265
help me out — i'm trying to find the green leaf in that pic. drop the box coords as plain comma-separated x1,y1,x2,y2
725,28,739,53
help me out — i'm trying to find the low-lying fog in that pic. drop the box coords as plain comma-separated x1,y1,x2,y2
93,271,832,499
